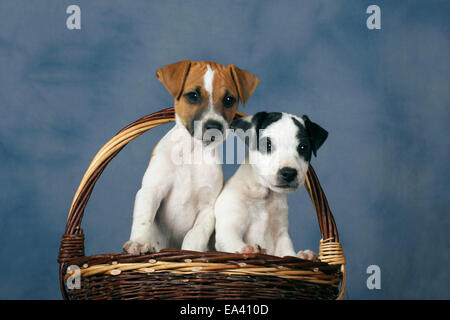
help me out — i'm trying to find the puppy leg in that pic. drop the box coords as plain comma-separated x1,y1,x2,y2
181,207,215,252
274,231,317,260
216,234,251,254
123,186,167,254
124,156,173,254
215,199,251,253
274,230,297,257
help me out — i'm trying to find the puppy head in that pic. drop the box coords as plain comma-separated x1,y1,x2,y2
156,60,259,146
232,112,328,194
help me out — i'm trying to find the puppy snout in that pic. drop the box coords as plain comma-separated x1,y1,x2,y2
203,120,223,142
278,167,298,183
204,120,223,132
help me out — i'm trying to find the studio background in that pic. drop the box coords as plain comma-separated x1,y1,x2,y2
0,0,448,299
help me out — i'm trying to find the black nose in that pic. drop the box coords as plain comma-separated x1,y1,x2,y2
203,120,223,142
204,120,223,133
279,167,298,182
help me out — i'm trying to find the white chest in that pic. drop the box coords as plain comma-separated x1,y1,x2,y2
243,196,288,251
156,127,224,239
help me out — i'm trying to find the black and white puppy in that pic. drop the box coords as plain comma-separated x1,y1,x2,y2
214,112,328,258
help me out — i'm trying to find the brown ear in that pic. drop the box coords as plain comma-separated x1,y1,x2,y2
156,60,193,100
229,65,260,107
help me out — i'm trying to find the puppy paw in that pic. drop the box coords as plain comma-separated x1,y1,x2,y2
123,240,156,255
240,244,266,254
297,249,318,261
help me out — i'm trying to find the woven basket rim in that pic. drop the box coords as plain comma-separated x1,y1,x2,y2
63,249,343,288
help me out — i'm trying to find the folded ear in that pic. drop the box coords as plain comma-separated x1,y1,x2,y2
231,115,253,131
156,60,193,100
231,115,254,147
302,115,328,157
229,65,260,107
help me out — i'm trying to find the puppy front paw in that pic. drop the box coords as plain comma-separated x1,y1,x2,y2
297,249,318,261
123,240,156,255
239,244,266,254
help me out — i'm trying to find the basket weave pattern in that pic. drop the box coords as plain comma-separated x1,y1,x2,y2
58,107,345,300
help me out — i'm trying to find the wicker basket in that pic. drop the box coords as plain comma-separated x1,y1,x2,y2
58,107,346,300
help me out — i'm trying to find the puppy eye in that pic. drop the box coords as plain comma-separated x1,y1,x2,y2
184,91,201,104
259,137,273,153
223,95,236,108
297,144,309,153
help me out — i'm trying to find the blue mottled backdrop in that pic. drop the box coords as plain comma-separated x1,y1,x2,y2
0,0,448,299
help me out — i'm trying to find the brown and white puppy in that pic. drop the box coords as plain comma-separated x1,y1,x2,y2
123,60,259,254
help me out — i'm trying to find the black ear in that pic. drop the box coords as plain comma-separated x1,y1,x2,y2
302,115,328,157
231,115,254,147
231,117,252,132
251,112,270,150
250,112,269,130
231,112,282,150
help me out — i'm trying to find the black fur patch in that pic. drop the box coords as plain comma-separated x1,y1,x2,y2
232,112,283,150
292,116,328,161
231,117,253,147
292,117,313,161
252,112,282,132
231,117,252,132
252,112,282,151
301,115,328,157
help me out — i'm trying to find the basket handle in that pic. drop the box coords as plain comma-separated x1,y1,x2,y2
58,107,344,278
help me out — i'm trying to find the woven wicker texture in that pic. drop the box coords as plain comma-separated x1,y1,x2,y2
58,107,345,300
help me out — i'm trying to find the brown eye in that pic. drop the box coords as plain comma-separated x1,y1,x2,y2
184,90,201,104
223,95,236,108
